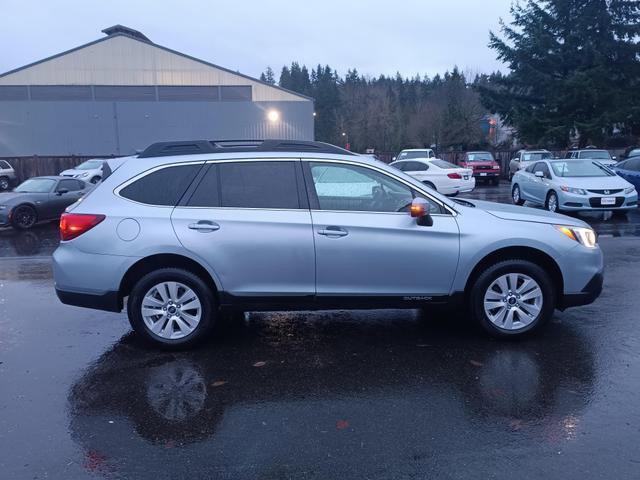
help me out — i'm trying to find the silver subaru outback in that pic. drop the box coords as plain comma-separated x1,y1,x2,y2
53,140,603,348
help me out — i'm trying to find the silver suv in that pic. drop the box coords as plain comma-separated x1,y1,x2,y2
53,140,604,348
0,160,16,191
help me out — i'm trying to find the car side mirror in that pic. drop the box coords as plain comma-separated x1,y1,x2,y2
56,188,69,195
612,156,617,161
534,171,544,178
410,198,433,227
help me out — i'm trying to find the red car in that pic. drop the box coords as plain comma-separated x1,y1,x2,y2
459,151,501,185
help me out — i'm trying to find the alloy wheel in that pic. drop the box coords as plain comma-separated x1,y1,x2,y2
512,186,520,204
141,281,202,340
483,273,543,331
0,178,8,190
547,193,558,212
13,205,36,228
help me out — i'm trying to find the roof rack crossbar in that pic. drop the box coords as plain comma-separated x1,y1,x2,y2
138,139,355,158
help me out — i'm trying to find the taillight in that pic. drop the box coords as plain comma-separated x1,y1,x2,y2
447,173,462,179
60,213,105,241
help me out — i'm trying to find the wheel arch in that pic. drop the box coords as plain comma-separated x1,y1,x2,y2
464,246,564,307
119,253,220,305
10,202,39,221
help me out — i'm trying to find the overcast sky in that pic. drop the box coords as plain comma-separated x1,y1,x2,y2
1,0,514,80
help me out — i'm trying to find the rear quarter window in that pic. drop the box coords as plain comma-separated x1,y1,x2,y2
119,164,201,206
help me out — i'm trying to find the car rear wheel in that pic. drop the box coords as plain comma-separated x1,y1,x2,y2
511,184,525,205
423,181,437,191
0,176,9,191
11,204,37,230
90,176,101,184
471,259,555,337
546,191,560,213
127,268,215,349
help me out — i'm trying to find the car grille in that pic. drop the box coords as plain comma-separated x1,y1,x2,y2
475,165,491,170
587,189,622,195
588,197,625,207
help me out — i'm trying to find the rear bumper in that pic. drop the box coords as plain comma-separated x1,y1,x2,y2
559,271,603,310
55,287,121,312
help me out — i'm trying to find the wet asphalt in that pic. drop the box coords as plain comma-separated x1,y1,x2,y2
1,181,639,479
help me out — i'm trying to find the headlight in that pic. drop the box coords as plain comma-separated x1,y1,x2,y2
492,165,500,170
0,205,6,210
555,225,597,248
80,172,90,177
560,185,587,195
625,186,636,194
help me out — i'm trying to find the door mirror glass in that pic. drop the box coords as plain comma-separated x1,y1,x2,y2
534,171,544,178
410,198,433,227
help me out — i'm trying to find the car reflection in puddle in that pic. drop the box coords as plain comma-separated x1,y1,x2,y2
68,312,595,478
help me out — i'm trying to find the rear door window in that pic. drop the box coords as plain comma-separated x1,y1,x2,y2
216,161,301,209
120,164,202,206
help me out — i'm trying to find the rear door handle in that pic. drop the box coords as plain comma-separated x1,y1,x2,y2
188,221,220,232
318,226,348,237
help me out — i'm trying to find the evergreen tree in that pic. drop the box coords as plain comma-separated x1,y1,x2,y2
259,66,276,85
480,0,640,147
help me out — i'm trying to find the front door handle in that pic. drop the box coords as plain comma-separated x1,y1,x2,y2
188,221,220,232
318,226,348,237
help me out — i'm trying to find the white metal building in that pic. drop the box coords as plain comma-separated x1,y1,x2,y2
0,25,314,156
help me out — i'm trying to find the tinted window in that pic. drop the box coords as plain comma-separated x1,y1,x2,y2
431,160,457,169
309,162,440,213
398,151,429,160
405,161,429,172
525,163,537,173
120,165,201,205
532,162,551,179
219,161,300,209
57,179,84,192
619,158,640,171
391,162,408,172
187,165,220,207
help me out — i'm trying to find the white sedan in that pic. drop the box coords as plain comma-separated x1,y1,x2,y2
390,158,475,196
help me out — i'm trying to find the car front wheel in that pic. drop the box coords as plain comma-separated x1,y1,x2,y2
11,204,37,229
127,268,216,349
0,176,9,191
471,259,555,337
546,191,560,213
512,184,525,205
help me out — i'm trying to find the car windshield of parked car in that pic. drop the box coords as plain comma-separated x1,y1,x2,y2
466,153,493,161
15,178,56,193
397,151,428,160
431,160,458,169
551,160,614,177
628,149,640,158
523,152,551,161
580,150,610,159
75,159,103,170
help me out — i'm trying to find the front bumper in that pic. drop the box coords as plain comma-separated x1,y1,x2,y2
473,171,500,178
558,190,638,211
560,271,603,309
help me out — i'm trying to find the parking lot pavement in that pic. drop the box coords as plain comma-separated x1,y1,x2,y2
1,183,639,479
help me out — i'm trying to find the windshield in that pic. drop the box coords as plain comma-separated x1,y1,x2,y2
628,149,640,158
466,152,493,161
15,178,56,193
398,151,429,160
579,150,610,160
550,160,614,177
431,160,458,169
75,160,103,170
523,152,551,161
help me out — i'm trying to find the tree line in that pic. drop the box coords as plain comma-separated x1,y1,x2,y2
261,0,640,153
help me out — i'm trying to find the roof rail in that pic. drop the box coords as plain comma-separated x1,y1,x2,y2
137,139,355,158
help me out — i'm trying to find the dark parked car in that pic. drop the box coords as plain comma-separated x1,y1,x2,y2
0,176,91,230
613,157,640,194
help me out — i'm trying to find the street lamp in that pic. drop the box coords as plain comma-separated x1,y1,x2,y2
267,110,280,122
342,132,349,150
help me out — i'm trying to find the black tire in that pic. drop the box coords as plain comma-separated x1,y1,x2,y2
491,178,499,186
127,268,216,349
511,184,525,205
447,191,459,197
470,259,555,338
0,176,9,191
423,181,437,191
90,176,101,184
11,204,37,230
545,191,561,213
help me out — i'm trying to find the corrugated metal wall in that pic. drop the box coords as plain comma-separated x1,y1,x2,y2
0,99,314,156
